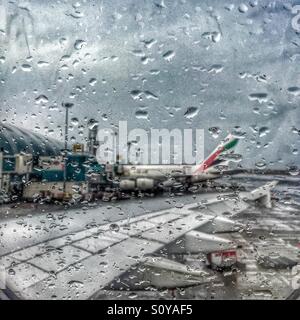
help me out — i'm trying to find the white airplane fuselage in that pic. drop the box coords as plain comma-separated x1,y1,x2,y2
117,134,239,191
118,164,219,191
123,164,217,179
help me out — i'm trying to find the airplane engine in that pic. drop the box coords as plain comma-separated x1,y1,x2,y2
136,178,155,190
161,178,177,188
119,179,136,190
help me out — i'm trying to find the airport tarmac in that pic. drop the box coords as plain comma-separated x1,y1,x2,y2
0,174,299,300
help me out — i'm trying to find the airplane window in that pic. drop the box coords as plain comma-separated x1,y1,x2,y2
0,0,299,303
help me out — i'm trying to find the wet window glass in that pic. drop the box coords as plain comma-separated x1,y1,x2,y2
0,0,300,301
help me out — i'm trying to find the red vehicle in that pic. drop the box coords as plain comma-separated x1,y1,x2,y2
207,250,238,269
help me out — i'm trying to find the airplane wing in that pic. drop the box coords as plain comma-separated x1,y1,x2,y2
0,181,277,300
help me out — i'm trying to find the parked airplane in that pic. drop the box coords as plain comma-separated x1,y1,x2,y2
117,134,240,191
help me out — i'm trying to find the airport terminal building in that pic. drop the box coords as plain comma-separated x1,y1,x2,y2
0,123,63,192
0,123,104,201
0,123,63,157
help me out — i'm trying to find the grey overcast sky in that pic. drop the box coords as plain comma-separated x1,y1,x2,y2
0,0,300,169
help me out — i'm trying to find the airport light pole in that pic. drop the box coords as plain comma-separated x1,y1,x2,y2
62,102,74,197
0,149,3,192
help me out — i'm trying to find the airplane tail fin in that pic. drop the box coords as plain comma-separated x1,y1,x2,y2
193,134,240,175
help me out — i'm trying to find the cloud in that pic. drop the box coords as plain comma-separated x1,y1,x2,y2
0,0,299,168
